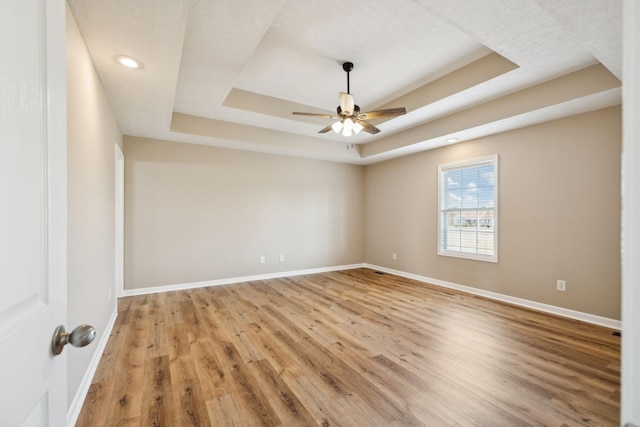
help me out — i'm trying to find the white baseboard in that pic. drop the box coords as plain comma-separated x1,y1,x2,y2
67,308,118,427
122,263,367,297
121,262,620,329
365,264,621,330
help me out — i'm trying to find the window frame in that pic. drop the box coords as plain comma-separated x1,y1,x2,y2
437,154,499,263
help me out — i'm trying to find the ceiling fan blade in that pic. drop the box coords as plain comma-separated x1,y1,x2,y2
292,112,339,119
339,92,355,115
357,120,380,134
358,107,406,120
318,124,334,133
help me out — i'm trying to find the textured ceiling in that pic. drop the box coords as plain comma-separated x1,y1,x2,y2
67,0,622,164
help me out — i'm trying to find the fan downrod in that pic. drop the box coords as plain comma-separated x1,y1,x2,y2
342,61,353,94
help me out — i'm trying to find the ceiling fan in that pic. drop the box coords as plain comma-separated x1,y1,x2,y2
292,62,407,136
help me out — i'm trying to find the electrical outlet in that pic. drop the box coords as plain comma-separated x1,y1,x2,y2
279,254,285,262
556,279,566,292
260,256,265,264
392,253,397,260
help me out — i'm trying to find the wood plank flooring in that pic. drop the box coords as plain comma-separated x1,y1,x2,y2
76,268,620,426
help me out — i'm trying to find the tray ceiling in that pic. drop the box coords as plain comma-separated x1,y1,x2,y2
68,0,621,164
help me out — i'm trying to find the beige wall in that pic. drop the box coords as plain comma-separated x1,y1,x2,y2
124,109,621,320
364,107,621,320
66,5,122,407
124,137,364,289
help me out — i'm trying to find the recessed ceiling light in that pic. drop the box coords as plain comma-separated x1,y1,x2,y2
446,138,459,143
115,55,144,69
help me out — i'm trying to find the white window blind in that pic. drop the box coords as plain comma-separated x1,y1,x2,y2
438,155,498,262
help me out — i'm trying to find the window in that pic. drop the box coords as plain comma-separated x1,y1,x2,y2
438,155,498,262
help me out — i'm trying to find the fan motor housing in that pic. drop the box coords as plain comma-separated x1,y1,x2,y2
337,105,360,116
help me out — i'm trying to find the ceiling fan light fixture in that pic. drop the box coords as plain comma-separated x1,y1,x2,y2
292,61,406,136
342,118,355,136
343,118,354,131
353,121,364,135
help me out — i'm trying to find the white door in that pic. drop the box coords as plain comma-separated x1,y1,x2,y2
0,0,68,425
115,145,125,298
623,1,640,424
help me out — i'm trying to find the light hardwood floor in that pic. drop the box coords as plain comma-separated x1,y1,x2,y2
77,268,620,426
